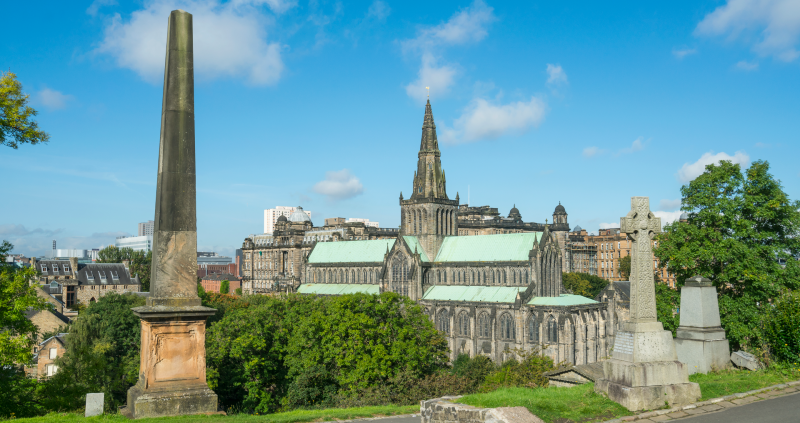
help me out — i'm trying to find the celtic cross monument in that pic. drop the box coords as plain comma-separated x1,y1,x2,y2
595,197,700,411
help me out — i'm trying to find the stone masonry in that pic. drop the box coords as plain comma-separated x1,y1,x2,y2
675,275,730,374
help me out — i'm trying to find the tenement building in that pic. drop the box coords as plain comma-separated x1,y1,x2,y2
272,100,613,365
30,257,141,308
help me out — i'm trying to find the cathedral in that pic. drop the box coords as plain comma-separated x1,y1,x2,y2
288,100,613,365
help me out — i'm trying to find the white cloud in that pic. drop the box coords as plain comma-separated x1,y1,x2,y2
735,60,759,70
653,211,684,228
618,137,645,154
546,64,568,85
0,224,131,257
672,48,697,59
313,169,364,201
37,88,73,110
676,151,750,183
366,0,390,21
402,0,495,53
405,54,457,103
441,97,546,144
87,0,117,16
695,0,800,62
659,198,681,211
582,146,603,158
93,0,288,85
599,223,619,230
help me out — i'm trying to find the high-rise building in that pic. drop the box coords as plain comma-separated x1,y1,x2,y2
346,218,379,228
264,207,313,234
115,235,153,252
138,220,155,236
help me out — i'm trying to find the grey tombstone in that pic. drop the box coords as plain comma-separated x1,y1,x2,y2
595,197,701,411
731,351,763,371
85,392,104,417
675,276,730,374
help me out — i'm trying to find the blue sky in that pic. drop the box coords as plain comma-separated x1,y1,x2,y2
2,0,799,258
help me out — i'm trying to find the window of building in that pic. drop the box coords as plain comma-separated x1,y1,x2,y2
500,313,515,340
99,271,107,281
547,316,558,343
49,348,57,359
437,309,449,334
457,311,469,336
86,271,94,280
478,312,491,338
46,363,58,377
50,281,58,289
52,264,59,272
528,315,539,343
63,265,69,272
111,271,119,280
41,264,48,273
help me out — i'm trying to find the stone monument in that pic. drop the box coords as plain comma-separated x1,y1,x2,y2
675,276,730,374
85,393,104,417
124,10,219,419
595,197,700,411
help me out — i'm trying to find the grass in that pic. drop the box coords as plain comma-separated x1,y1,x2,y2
10,404,419,423
689,364,800,401
458,383,631,423
457,366,800,423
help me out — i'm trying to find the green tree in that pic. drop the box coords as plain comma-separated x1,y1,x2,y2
763,290,800,364
96,245,152,292
1,71,50,149
220,279,230,294
41,292,146,412
562,273,592,297
654,160,800,351
234,287,242,296
619,255,631,280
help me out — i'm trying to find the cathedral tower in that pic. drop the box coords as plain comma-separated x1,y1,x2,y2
400,100,459,258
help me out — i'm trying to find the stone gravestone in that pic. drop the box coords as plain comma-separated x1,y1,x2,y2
595,197,700,411
85,392,104,417
731,351,762,371
675,276,730,374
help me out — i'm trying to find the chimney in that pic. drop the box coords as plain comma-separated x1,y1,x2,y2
69,257,79,277
122,260,131,276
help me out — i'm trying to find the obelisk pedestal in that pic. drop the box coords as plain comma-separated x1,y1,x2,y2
595,197,700,411
675,276,730,374
124,10,219,419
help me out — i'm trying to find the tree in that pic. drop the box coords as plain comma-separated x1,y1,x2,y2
220,279,230,294
234,287,242,296
654,160,800,351
619,255,631,280
96,245,152,292
41,292,146,412
1,71,50,149
561,272,610,299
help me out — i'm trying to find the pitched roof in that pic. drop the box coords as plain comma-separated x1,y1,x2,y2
75,263,139,286
527,294,598,306
403,236,430,262
422,285,526,303
308,239,395,264
297,283,379,295
433,233,541,262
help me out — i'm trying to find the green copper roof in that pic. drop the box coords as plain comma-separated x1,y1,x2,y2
528,294,598,306
433,233,541,262
422,285,526,303
403,236,430,262
308,239,395,264
297,283,380,295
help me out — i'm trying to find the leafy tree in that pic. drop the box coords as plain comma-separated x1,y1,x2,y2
654,160,800,351
451,354,495,389
479,348,556,392
41,292,145,412
562,273,592,297
96,245,152,292
763,290,800,364
220,279,230,294
235,287,242,296
619,255,631,280
1,71,50,149
655,275,680,336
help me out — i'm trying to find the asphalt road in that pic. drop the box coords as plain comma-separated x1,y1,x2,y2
349,390,800,423
675,391,800,423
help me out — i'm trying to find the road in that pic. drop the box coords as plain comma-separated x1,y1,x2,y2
348,391,800,423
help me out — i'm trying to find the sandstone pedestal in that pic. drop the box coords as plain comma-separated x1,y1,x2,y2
595,198,700,411
675,276,730,375
125,306,218,418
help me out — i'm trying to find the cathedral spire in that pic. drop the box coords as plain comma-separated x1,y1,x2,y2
411,100,447,200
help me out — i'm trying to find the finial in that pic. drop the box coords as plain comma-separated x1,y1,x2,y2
426,86,430,99
545,218,548,224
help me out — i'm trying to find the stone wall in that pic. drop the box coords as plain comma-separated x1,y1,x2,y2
421,396,543,423
76,284,139,304
37,337,66,379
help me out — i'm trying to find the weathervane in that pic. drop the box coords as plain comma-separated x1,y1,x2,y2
426,86,430,98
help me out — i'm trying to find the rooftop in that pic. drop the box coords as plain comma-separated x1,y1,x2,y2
434,233,542,262
308,239,396,264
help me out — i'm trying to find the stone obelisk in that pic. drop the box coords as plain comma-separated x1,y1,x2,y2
595,197,700,411
124,10,218,419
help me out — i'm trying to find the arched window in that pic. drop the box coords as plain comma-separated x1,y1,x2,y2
500,313,515,340
457,311,470,336
513,271,517,285
523,270,528,284
547,316,558,343
528,315,539,343
437,309,450,334
345,271,349,283
478,312,491,338
443,270,447,283
351,270,355,284
392,256,410,296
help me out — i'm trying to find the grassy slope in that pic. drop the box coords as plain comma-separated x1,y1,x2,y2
689,367,800,401
13,405,419,423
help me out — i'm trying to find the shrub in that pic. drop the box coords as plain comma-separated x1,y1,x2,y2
763,290,800,364
480,348,555,392
451,353,496,388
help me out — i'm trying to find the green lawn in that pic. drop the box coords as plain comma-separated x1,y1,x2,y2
458,384,631,423
458,366,800,423
11,405,419,423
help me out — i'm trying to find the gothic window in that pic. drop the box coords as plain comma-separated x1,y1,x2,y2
392,256,410,296
513,271,517,285
523,270,528,284
500,313,515,340
351,270,355,284
345,271,349,283
443,270,447,283
437,309,450,334
547,316,558,343
457,311,470,336
528,315,539,343
477,271,482,284
457,271,461,283
478,312,491,338
339,269,344,283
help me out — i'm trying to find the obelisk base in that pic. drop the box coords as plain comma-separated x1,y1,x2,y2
123,306,220,419
595,321,700,411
